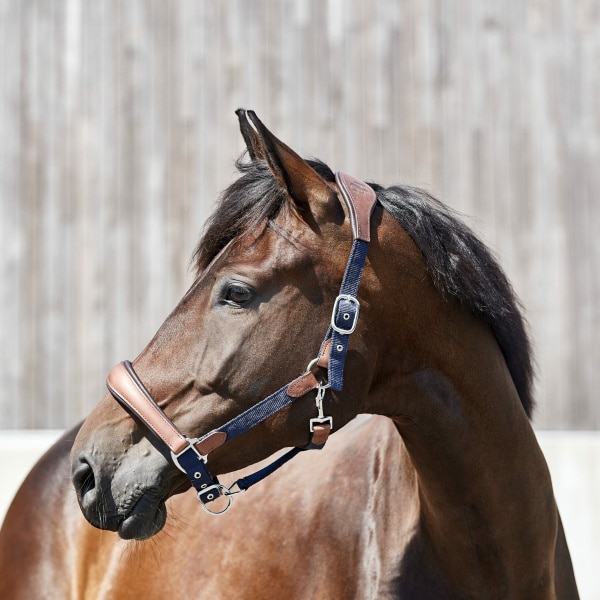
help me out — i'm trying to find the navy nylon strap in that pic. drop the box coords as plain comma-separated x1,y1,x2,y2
216,385,296,441
326,238,369,391
175,446,221,504
231,427,328,492
235,447,303,491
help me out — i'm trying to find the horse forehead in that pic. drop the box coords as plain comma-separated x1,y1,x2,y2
221,222,325,273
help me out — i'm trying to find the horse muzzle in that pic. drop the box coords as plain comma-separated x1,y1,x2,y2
71,434,175,540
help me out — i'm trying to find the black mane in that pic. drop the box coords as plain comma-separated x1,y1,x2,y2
193,158,534,418
375,184,534,418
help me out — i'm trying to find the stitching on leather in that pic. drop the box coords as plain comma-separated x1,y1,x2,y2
348,195,361,238
287,373,318,398
339,177,359,238
121,367,182,451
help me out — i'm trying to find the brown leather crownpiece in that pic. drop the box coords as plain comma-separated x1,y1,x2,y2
335,172,377,242
287,372,319,398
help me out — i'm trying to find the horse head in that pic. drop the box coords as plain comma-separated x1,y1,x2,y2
70,111,386,539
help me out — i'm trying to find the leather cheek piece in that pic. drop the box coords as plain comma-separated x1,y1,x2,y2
287,372,320,398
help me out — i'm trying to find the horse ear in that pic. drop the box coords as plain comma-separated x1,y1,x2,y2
236,109,336,215
236,108,265,161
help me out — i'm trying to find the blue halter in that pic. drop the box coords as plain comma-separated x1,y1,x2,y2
107,172,377,515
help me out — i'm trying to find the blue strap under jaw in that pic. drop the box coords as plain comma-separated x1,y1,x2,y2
171,443,221,506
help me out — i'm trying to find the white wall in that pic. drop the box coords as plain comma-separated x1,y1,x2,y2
538,431,600,600
0,430,64,520
0,430,597,599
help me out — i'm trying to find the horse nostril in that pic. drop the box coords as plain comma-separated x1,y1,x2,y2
71,454,121,532
72,456,97,501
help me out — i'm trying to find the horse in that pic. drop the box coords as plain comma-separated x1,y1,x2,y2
0,110,579,599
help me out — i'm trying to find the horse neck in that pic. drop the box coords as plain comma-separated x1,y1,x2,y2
363,219,558,595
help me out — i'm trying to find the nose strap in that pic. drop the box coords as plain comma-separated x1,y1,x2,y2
107,361,226,504
107,361,190,455
107,361,227,457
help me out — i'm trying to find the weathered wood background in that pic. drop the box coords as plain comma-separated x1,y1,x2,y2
0,0,598,429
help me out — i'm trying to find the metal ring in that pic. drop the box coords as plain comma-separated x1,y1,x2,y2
199,486,233,516
305,356,320,374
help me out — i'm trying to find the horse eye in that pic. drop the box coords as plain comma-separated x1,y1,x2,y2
224,283,253,306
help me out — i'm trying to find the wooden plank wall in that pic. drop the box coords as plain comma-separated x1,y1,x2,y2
0,0,598,429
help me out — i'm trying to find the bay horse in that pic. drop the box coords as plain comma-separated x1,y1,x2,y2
0,110,578,599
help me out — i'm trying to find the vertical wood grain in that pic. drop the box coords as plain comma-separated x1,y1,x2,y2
0,0,597,429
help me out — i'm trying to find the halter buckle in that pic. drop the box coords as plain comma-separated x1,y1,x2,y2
170,438,207,473
331,294,360,334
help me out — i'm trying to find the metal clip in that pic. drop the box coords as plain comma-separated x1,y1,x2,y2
315,384,327,415
309,384,333,432
222,481,247,497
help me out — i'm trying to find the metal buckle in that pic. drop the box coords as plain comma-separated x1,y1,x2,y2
331,294,360,334
170,438,207,473
310,416,333,432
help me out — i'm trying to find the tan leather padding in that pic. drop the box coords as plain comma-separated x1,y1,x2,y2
194,431,227,455
107,361,189,455
335,172,377,242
